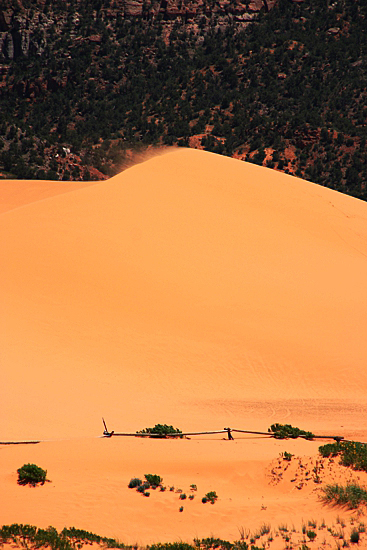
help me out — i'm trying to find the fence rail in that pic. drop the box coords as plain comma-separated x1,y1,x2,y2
101,419,344,442
0,440,40,445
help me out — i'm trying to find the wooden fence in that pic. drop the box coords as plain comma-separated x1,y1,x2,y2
101,419,344,442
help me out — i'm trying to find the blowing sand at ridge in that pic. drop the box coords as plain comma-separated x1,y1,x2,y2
1,148,367,544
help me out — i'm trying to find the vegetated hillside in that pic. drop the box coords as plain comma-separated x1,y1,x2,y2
0,0,366,200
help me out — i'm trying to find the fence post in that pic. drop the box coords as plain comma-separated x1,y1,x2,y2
225,427,234,440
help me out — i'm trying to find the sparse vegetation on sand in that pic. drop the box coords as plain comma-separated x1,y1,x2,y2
136,424,182,438
17,463,47,486
128,478,142,489
269,424,314,440
2,522,367,550
319,441,367,472
201,491,218,504
144,474,163,487
128,474,162,493
321,483,367,509
0,524,128,550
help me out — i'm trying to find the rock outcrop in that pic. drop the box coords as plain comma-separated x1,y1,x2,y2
0,0,278,60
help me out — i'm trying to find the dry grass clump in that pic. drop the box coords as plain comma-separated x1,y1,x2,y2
321,483,367,509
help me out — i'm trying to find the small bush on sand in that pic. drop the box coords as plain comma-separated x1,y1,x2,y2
321,483,367,509
137,424,182,438
128,478,142,488
269,423,314,440
17,464,47,486
350,529,359,543
145,474,162,486
202,491,218,504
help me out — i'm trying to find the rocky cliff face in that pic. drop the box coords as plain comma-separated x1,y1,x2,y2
0,0,278,61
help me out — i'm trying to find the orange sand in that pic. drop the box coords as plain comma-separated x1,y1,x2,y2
1,149,367,545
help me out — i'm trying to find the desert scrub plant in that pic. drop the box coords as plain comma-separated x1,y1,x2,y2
319,441,367,472
137,424,182,438
128,478,142,488
179,493,187,500
259,524,271,536
201,491,218,504
306,530,316,541
144,474,162,486
282,451,293,461
319,442,343,458
0,525,127,550
137,482,150,493
269,423,314,440
350,529,359,543
194,538,232,550
17,464,47,486
321,483,367,509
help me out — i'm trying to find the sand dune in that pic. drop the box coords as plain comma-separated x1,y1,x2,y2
0,180,95,214
1,149,367,543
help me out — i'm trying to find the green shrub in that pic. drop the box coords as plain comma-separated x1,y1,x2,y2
306,531,316,541
137,424,182,438
202,491,218,504
269,423,314,440
145,474,162,486
179,493,187,500
128,478,142,488
137,483,150,493
17,464,47,486
319,441,367,472
282,451,293,461
350,529,359,543
319,442,342,458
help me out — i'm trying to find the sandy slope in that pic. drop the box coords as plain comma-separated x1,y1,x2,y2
1,149,367,544
0,180,95,214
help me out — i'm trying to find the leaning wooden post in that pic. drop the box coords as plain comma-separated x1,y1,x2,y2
225,427,234,440
102,417,114,437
